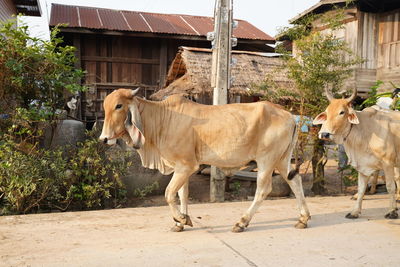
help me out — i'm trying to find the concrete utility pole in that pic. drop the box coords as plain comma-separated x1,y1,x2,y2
209,0,233,202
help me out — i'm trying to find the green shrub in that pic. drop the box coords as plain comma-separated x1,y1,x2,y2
0,131,130,214
133,182,159,199
0,139,67,214
0,18,130,215
0,18,85,113
67,132,130,209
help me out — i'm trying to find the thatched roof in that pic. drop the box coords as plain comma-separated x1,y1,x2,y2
151,47,294,101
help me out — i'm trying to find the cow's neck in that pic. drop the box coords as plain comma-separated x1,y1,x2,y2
136,97,170,148
133,97,175,174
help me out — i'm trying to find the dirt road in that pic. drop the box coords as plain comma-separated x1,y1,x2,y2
1,195,399,267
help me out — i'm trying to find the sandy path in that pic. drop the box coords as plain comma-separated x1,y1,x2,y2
1,194,399,266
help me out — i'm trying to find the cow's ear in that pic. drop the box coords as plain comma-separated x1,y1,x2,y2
313,112,327,125
125,104,145,147
348,109,359,124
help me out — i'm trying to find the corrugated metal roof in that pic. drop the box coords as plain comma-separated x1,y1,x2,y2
49,4,274,41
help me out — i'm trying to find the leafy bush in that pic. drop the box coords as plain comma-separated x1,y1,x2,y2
0,18,131,215
361,81,399,110
0,131,130,214
0,140,66,214
133,182,159,199
0,18,85,113
67,132,130,209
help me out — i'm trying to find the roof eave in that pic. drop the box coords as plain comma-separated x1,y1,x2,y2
289,0,348,24
50,26,275,42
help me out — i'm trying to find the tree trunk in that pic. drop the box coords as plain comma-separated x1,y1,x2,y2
311,137,325,195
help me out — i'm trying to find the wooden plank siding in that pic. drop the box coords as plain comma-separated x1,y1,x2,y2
81,35,162,119
352,11,379,95
0,0,17,23
377,9,400,91
75,33,211,119
358,12,378,70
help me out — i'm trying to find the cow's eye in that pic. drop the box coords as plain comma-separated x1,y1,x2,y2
115,104,123,110
339,111,345,115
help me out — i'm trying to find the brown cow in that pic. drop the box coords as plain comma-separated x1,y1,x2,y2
313,88,400,219
100,88,310,232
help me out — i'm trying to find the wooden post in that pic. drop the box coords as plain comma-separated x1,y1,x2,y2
159,39,168,89
210,0,233,202
73,34,82,119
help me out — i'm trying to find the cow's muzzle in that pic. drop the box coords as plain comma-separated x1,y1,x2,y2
319,132,331,140
99,135,117,145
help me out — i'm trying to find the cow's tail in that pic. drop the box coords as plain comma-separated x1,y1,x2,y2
286,121,300,181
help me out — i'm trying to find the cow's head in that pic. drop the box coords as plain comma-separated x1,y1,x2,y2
99,88,145,149
313,87,359,143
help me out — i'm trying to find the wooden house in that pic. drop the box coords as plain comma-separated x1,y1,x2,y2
49,4,275,121
0,0,41,22
290,0,400,96
151,46,295,104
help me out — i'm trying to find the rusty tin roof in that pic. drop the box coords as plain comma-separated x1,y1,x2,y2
49,4,274,41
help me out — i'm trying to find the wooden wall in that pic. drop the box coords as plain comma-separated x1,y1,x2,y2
354,12,378,95
307,8,400,97
0,0,16,22
73,33,209,120
357,12,378,69
377,9,400,91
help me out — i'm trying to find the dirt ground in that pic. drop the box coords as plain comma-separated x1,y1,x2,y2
1,194,400,267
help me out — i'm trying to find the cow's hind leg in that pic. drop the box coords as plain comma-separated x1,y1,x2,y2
383,166,398,219
165,166,197,232
276,162,310,229
351,171,378,200
232,163,274,233
346,173,369,219
394,167,400,203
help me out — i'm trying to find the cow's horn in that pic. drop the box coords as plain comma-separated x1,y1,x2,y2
346,88,357,103
324,86,334,101
131,87,141,96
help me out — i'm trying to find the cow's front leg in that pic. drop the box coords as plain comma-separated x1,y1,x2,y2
171,181,192,232
383,166,398,219
165,166,196,232
346,173,369,219
369,170,379,195
351,171,378,200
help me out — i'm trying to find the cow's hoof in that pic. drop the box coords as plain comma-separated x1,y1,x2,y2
232,224,245,233
345,213,359,219
295,221,307,229
384,210,399,219
171,225,184,232
185,215,193,227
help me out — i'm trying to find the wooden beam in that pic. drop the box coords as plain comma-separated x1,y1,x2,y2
57,28,208,41
159,39,168,88
73,34,81,69
86,82,157,88
82,56,159,65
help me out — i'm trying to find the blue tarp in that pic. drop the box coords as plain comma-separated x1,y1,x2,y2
293,115,313,133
